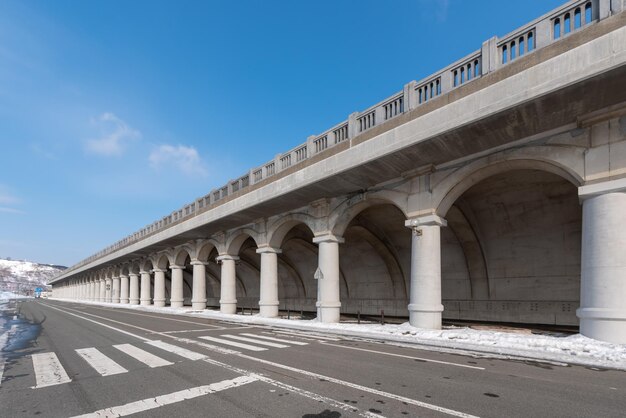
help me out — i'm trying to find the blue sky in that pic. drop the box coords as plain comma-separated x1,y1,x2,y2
0,0,565,266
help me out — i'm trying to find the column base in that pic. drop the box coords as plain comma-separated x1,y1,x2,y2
140,299,151,306
153,299,166,308
170,299,184,308
316,302,341,323
220,300,237,314
408,303,443,329
130,298,140,305
259,302,279,318
577,308,626,344
112,298,120,304
121,299,129,304
191,299,207,310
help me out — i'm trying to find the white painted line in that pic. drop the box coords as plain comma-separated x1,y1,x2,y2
198,336,267,351
321,342,485,370
71,375,257,418
199,358,381,418
241,333,309,345
31,352,72,388
113,344,174,368
44,303,476,417
75,348,128,376
0,359,5,386
237,353,479,418
41,303,152,342
220,334,289,348
158,329,222,334
272,330,340,341
146,340,207,361
91,307,224,328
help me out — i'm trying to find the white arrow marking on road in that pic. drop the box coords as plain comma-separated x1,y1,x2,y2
71,375,258,418
113,344,174,368
31,352,72,388
76,348,128,376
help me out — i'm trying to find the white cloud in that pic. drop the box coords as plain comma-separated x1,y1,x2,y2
85,112,141,156
0,186,23,214
0,207,25,214
149,144,208,177
0,185,20,206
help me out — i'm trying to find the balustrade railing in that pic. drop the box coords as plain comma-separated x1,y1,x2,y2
60,0,620,276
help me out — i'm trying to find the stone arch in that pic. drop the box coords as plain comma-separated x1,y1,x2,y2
267,213,318,248
139,259,154,272
172,246,193,266
225,228,263,255
434,162,582,326
338,203,412,315
153,253,170,270
196,241,218,262
330,194,408,237
433,152,584,218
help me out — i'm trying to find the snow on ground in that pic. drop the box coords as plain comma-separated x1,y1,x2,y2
48,298,626,370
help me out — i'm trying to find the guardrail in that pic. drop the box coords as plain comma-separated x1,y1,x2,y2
60,0,617,277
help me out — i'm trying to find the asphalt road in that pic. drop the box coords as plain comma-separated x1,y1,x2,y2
1,299,624,418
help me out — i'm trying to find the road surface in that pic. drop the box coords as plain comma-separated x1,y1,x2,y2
1,299,624,417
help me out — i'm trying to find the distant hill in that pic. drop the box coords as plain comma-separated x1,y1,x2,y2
0,258,66,291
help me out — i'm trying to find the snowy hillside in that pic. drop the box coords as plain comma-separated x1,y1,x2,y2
0,258,66,290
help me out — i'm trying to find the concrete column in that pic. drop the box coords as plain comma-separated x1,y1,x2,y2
191,260,208,310
99,279,106,302
217,255,239,314
120,274,129,304
153,269,166,307
105,278,112,303
405,215,447,329
140,270,152,306
312,234,344,323
129,273,140,305
170,265,185,308
257,247,281,318
577,189,626,344
112,276,120,303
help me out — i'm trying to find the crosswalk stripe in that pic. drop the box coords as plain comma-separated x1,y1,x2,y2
220,334,289,348
31,352,72,388
146,340,207,361
198,336,267,352
71,375,258,418
113,344,174,368
241,333,309,346
76,348,128,376
272,330,340,341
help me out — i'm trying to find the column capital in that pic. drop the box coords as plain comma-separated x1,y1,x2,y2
190,259,210,266
312,234,344,244
119,274,128,278
169,265,185,270
128,272,139,277
139,270,150,275
152,268,167,273
256,246,282,255
216,255,240,263
405,214,447,229
578,178,626,201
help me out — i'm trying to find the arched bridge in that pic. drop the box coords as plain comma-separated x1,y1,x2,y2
52,0,626,344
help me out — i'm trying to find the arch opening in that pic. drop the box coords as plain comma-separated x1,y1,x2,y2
440,169,581,327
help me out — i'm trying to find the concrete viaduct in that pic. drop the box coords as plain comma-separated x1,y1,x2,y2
51,0,626,344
